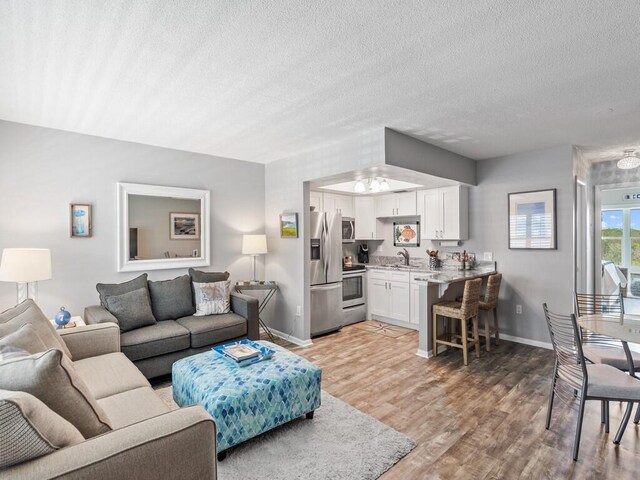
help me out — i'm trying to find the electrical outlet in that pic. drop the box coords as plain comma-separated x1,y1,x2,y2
296,305,302,317
516,304,522,315
483,252,493,261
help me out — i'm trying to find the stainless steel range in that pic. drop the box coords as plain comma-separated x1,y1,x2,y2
342,264,366,326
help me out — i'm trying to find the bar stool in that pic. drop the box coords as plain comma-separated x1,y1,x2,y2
432,278,482,366
478,273,502,351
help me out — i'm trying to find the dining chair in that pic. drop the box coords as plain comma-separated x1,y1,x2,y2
478,273,502,351
543,304,640,461
432,278,482,366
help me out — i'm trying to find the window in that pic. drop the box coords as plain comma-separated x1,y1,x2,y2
601,209,623,265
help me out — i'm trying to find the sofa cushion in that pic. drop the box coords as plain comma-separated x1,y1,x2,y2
96,273,148,307
0,299,73,359
188,269,230,283
120,321,190,362
193,280,231,316
105,287,157,332
0,389,84,469
0,348,112,438
0,324,48,354
72,352,150,400
176,313,247,348
148,274,195,321
97,387,170,429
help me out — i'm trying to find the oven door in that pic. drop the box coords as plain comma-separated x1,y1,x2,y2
342,218,355,243
342,272,366,308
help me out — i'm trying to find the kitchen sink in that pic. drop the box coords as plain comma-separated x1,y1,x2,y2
381,264,412,269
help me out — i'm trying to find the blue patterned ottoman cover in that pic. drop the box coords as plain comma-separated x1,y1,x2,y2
172,341,322,452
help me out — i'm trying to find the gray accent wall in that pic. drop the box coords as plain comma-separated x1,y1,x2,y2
464,145,574,344
0,121,265,318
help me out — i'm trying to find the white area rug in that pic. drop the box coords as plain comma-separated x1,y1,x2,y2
155,387,415,480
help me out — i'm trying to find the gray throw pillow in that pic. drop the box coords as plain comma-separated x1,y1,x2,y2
188,268,230,283
0,349,112,438
148,275,195,321
104,287,157,332
96,273,148,307
0,300,73,359
0,389,84,469
0,324,48,354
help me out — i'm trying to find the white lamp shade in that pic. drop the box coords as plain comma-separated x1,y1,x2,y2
0,248,52,283
242,235,268,255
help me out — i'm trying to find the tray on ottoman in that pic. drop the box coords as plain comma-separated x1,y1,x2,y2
172,341,322,457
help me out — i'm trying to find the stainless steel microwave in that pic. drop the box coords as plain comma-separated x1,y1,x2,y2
342,217,355,243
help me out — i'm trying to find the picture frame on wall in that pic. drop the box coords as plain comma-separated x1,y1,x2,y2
70,203,92,238
280,212,298,238
393,221,420,247
170,212,200,240
508,188,556,249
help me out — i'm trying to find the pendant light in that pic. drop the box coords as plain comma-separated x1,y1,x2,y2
369,178,381,192
380,179,390,191
354,180,366,193
617,150,640,170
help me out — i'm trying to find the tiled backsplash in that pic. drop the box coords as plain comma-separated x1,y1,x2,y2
369,254,494,271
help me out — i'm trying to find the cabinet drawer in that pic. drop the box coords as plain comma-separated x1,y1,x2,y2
389,271,410,283
368,269,388,281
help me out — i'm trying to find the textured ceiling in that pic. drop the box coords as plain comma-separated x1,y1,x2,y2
2,1,640,164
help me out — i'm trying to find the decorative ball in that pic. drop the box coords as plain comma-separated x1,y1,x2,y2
55,307,71,327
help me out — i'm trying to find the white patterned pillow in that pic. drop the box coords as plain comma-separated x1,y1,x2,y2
193,281,231,316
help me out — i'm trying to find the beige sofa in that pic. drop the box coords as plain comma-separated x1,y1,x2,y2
0,300,217,479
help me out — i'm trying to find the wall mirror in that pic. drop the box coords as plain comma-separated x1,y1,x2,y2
117,182,210,272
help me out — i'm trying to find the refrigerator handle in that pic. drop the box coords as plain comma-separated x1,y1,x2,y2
323,215,330,278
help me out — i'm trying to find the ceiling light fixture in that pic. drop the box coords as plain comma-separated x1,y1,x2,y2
617,150,640,170
354,180,366,193
369,178,381,193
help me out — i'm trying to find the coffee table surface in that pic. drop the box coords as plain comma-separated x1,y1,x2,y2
172,341,322,452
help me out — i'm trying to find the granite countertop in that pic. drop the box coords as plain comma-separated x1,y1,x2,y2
365,264,496,284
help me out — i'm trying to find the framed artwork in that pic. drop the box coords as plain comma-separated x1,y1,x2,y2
393,222,420,247
70,203,92,238
280,212,298,238
170,212,200,240
508,189,556,249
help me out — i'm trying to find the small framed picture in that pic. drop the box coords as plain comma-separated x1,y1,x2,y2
70,204,92,238
508,189,556,249
393,222,420,247
170,212,200,240
280,212,298,238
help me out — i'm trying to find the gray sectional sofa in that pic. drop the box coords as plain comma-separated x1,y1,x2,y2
85,269,260,379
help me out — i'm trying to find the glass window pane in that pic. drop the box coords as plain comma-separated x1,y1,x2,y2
631,209,640,237
632,239,640,267
602,210,623,237
601,238,622,265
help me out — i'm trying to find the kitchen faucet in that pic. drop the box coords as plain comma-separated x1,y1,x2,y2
397,248,410,266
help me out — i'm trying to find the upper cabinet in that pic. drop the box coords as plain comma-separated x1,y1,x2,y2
375,192,417,218
309,190,323,212
417,186,469,240
354,196,382,240
322,192,354,218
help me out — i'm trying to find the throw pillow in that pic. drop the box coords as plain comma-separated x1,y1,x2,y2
0,324,48,354
0,345,30,362
104,287,156,332
188,268,230,283
193,281,231,316
148,274,196,321
0,348,112,438
0,389,84,469
0,300,73,359
96,273,149,307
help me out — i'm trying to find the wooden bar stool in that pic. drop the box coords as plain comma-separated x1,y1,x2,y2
432,278,482,366
478,273,502,351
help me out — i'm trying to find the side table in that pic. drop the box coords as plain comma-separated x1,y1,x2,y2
50,316,86,330
235,282,279,342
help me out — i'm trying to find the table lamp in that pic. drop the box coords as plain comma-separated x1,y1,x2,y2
242,235,267,282
0,248,52,304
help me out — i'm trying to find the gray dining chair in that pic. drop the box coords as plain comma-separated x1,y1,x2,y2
543,304,640,461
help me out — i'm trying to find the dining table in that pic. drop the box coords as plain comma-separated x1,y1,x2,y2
577,312,640,443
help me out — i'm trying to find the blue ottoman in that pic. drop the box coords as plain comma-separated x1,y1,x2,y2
172,341,322,457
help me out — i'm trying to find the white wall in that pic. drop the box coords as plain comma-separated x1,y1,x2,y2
464,145,574,344
0,121,265,318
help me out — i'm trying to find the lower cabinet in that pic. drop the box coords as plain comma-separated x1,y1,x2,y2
367,270,412,326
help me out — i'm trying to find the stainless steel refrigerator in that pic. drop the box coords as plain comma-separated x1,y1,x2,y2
310,210,343,337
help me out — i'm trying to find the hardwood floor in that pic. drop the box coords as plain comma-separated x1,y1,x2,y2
281,324,640,480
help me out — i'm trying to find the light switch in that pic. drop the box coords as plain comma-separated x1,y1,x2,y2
483,252,493,261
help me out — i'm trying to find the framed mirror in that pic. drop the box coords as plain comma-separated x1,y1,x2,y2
117,182,210,272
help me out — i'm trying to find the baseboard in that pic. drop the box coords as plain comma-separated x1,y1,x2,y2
268,327,313,347
499,333,552,350
416,349,429,358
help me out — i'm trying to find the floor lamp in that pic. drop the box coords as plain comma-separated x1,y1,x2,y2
0,248,52,304
242,235,267,282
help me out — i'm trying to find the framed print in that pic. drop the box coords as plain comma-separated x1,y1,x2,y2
393,221,420,247
508,189,556,249
170,212,200,240
70,204,92,238
280,212,298,238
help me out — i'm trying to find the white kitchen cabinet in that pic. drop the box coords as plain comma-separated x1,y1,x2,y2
389,282,411,322
323,193,354,217
366,270,412,325
354,196,381,240
368,276,389,317
418,186,469,240
309,190,323,212
374,192,417,218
